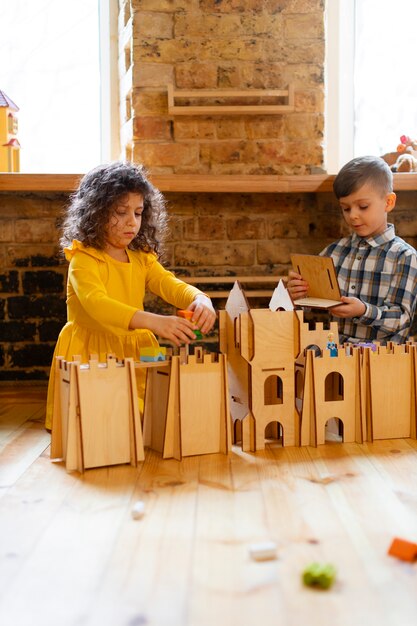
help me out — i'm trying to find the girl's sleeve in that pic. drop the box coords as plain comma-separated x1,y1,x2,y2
69,254,138,330
145,256,205,310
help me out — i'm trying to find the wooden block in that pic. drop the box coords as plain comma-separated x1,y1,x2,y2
388,537,417,562
249,541,278,561
131,500,146,520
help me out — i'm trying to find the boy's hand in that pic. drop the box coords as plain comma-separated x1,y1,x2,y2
187,295,216,334
330,296,366,319
287,270,308,301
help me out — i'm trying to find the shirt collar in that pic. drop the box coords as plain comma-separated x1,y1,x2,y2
351,223,395,248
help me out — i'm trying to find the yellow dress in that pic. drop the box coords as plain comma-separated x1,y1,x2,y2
45,240,202,429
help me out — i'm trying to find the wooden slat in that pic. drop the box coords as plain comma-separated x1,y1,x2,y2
1,173,417,193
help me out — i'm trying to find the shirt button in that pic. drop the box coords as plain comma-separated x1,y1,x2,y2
351,285,356,290
357,255,362,260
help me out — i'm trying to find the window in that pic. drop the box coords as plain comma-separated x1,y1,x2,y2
326,0,417,172
354,0,417,157
0,0,119,173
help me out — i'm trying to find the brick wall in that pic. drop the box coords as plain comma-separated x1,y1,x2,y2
1,189,417,381
119,0,325,174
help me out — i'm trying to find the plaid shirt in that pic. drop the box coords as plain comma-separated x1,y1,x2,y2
320,224,417,344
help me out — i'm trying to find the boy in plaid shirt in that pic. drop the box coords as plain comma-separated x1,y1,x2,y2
288,156,417,344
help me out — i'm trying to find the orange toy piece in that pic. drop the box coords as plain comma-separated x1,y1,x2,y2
177,309,202,339
388,537,417,562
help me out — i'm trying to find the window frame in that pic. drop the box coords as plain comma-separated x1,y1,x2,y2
325,0,355,174
99,0,121,163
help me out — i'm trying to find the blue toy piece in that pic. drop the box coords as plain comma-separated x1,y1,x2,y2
139,354,166,362
139,347,167,362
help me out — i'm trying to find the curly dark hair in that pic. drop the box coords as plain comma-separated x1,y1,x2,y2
61,161,168,257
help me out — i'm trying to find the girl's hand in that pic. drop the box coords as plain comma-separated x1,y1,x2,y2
187,295,216,334
150,315,198,346
287,270,308,301
129,311,197,346
330,296,366,319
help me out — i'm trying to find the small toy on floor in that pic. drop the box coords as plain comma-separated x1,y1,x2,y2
302,562,336,589
131,500,146,520
248,541,278,561
387,537,417,562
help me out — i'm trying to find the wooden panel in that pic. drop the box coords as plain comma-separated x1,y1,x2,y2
142,365,171,453
249,309,298,366
291,254,342,307
77,360,134,468
369,347,412,439
179,356,223,456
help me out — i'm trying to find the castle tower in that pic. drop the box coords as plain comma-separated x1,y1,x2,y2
364,344,416,440
0,90,20,172
239,307,300,449
300,346,363,446
219,281,255,451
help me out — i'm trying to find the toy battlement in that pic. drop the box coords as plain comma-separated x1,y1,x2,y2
319,347,357,361
368,343,409,356
182,353,219,366
300,321,337,333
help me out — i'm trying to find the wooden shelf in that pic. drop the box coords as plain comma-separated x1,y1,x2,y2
1,173,417,193
167,84,294,116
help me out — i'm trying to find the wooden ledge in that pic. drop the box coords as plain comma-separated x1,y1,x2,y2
1,173,417,193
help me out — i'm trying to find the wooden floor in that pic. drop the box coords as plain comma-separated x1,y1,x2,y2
1,387,417,626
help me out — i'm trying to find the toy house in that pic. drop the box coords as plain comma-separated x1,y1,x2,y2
0,89,20,172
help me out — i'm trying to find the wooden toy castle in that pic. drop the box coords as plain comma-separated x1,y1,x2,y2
0,89,20,172
51,280,417,471
219,280,417,452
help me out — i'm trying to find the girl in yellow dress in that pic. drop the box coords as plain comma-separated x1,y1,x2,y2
45,161,216,430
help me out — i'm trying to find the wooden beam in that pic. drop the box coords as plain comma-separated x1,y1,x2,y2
1,173,417,193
